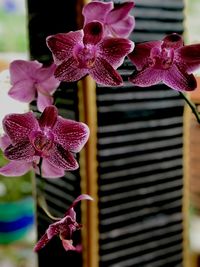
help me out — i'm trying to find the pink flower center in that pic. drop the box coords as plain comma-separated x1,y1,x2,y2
74,44,96,68
30,130,54,156
148,46,174,70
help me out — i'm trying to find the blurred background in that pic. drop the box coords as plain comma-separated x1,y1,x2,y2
0,0,200,267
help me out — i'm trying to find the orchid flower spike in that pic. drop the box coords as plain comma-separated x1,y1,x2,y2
8,60,60,112
0,105,89,178
34,194,93,252
82,0,135,38
128,33,200,92
46,21,134,86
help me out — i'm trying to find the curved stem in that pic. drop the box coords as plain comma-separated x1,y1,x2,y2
179,92,200,124
38,195,62,221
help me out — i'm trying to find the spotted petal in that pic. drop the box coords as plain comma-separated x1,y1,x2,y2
129,67,163,87
34,233,50,252
48,144,79,171
100,37,134,68
47,31,83,64
3,112,39,144
55,57,88,82
4,141,35,161
53,117,89,153
90,57,123,86
163,64,197,91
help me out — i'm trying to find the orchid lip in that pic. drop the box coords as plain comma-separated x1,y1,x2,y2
29,130,54,156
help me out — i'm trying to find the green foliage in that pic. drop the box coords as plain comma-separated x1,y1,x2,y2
0,9,28,52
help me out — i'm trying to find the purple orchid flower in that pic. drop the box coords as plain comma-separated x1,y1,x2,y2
128,33,200,92
82,0,135,38
8,60,60,112
34,194,93,252
46,21,134,86
0,105,89,178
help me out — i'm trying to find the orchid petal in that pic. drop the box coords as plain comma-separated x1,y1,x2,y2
34,233,50,252
163,64,197,92
54,57,88,82
36,91,54,112
39,105,58,129
3,112,39,144
109,16,135,38
128,41,161,70
9,60,42,84
82,1,113,25
38,75,60,94
162,33,183,49
41,159,65,178
0,161,32,177
129,67,163,87
34,63,57,82
0,134,11,151
48,144,79,171
89,57,123,86
178,44,200,72
8,79,36,103
83,21,103,45
65,194,93,217
100,37,134,68
46,31,83,64
4,141,35,161
106,2,134,25
62,239,76,251
53,117,89,153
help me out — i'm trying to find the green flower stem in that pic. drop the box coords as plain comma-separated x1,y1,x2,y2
179,92,200,124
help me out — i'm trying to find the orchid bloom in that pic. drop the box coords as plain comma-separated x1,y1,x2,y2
0,105,89,178
128,33,200,92
34,194,93,252
82,0,135,38
8,60,60,112
46,21,134,86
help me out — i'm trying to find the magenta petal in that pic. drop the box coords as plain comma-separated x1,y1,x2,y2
41,159,65,178
128,41,161,70
129,67,163,87
109,16,135,38
4,141,35,161
34,233,50,252
162,33,183,49
106,2,134,24
55,57,88,82
46,31,83,64
48,144,79,171
82,1,113,25
0,161,32,177
0,134,11,151
8,79,36,103
38,75,60,94
163,64,197,92
39,105,58,128
62,239,76,251
3,112,39,144
178,44,200,72
100,38,134,68
53,117,89,153
37,92,54,112
35,63,57,82
83,21,103,45
9,60,42,84
89,57,123,86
